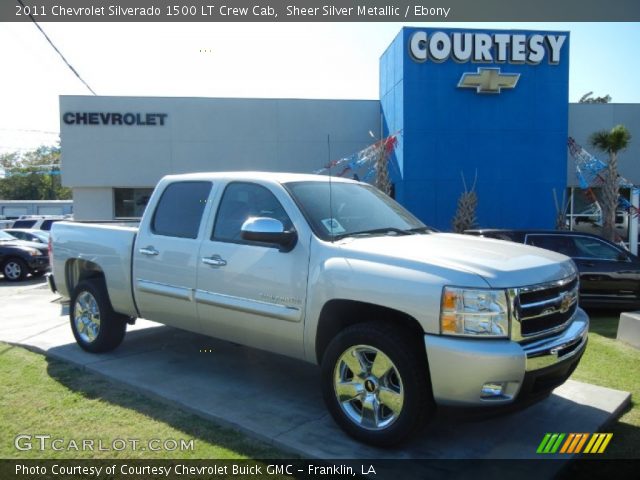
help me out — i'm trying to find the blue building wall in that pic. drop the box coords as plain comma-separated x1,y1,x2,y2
380,27,569,231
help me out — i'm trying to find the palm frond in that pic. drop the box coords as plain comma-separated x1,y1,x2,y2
589,124,631,153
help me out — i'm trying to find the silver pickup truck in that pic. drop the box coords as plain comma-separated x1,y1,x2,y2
50,172,588,446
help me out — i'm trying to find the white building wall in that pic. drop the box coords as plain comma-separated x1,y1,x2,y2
60,96,381,220
72,188,113,221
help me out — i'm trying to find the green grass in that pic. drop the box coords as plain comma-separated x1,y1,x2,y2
0,342,292,462
1,312,638,465
571,311,640,458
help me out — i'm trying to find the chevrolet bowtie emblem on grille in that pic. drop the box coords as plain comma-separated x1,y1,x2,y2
559,291,573,314
458,67,520,94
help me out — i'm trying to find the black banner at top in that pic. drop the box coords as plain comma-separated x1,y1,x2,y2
3,0,640,22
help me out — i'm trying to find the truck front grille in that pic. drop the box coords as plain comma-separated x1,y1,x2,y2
515,275,579,340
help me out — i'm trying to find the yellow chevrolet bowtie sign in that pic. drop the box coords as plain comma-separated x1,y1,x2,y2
458,68,520,94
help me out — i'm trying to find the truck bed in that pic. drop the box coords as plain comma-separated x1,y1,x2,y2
50,221,139,316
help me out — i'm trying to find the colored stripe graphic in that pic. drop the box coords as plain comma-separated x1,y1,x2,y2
538,433,613,454
537,433,552,453
584,433,613,454
537,433,565,454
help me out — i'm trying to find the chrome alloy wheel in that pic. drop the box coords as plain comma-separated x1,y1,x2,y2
74,291,101,343
333,344,404,431
4,261,23,280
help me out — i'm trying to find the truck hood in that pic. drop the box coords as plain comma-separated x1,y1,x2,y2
337,232,576,288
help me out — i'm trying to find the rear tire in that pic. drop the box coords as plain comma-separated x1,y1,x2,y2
70,279,127,353
321,322,434,446
2,258,28,282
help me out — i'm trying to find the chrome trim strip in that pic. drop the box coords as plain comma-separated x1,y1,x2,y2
194,289,301,323
519,303,577,321
517,275,576,294
136,279,193,301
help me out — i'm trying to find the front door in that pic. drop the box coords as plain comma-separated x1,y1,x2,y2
571,235,640,302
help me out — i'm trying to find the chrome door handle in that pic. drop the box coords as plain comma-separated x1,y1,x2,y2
202,255,227,267
139,246,159,256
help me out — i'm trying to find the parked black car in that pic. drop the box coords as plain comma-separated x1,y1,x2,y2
465,229,640,309
0,230,49,282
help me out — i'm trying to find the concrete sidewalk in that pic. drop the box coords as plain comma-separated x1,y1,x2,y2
0,284,631,461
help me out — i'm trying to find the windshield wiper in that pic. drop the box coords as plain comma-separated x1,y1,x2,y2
407,227,432,234
334,227,415,240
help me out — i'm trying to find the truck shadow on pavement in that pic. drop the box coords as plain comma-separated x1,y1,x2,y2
42,324,630,461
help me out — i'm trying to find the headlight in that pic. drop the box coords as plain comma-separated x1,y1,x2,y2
27,249,41,257
440,287,509,337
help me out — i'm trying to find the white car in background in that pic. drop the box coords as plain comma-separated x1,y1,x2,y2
4,228,50,244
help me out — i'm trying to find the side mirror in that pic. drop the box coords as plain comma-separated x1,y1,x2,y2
617,251,630,262
240,217,297,252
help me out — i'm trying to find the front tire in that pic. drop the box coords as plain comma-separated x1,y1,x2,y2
2,258,28,282
321,322,434,446
70,279,127,353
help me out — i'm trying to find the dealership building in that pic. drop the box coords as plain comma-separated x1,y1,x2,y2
59,27,640,231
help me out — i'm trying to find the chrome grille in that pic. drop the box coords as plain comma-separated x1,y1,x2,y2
513,275,579,340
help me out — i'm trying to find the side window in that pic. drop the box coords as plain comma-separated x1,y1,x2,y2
573,237,621,261
151,181,212,239
526,235,577,257
213,182,292,243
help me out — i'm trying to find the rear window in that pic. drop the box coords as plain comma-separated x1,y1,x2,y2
12,220,36,229
41,219,60,231
151,181,212,239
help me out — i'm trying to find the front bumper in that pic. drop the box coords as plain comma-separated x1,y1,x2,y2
27,255,50,273
424,307,589,406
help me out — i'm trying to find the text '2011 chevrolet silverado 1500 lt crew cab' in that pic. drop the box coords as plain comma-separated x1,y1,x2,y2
50,172,588,446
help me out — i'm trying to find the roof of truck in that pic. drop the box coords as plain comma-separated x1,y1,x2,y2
161,171,358,184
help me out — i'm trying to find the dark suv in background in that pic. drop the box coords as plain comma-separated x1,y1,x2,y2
465,229,640,309
0,230,50,281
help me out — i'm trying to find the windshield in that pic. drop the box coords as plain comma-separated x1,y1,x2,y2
285,181,429,241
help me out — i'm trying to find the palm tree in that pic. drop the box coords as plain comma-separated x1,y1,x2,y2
589,125,632,241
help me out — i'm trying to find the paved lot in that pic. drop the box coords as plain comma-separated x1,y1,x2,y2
0,279,631,465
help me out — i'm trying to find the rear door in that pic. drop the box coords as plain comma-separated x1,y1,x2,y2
133,181,213,333
195,181,310,359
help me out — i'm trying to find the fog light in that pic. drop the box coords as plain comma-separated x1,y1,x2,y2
481,382,505,398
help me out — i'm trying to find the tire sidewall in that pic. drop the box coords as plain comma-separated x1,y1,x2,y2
321,323,433,446
70,279,125,353
3,258,27,282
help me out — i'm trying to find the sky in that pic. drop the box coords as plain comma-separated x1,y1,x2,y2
0,21,638,154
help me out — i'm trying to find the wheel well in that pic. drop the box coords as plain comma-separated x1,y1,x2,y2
315,299,424,364
2,256,25,265
65,259,105,295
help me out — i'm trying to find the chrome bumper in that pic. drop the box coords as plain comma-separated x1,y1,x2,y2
522,308,589,371
424,308,589,406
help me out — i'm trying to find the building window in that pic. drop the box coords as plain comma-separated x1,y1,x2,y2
114,188,153,218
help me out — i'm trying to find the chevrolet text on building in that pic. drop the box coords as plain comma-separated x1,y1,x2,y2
409,31,566,64
62,112,168,126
